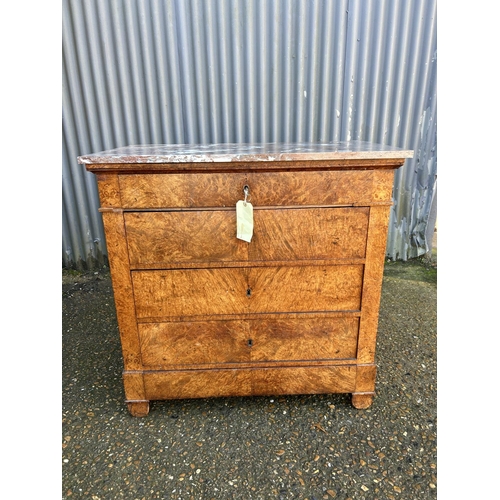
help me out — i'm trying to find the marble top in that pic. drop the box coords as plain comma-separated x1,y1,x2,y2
78,141,413,164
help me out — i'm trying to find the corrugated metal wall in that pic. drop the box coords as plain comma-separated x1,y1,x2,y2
62,0,437,269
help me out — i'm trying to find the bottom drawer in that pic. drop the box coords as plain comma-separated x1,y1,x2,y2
142,365,357,400
138,317,359,367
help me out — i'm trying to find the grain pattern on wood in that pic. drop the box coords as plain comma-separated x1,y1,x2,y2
249,317,359,361
248,265,363,314
122,371,146,401
126,402,150,417
372,170,395,202
354,364,377,393
250,208,369,261
96,173,121,207
251,366,356,395
357,205,391,364
142,365,356,400
351,393,374,409
86,158,407,173
132,268,249,319
119,172,248,208
101,211,142,370
118,170,393,209
137,310,361,324
138,317,358,368
138,321,251,367
143,369,252,400
247,170,391,206
132,265,363,320
125,207,368,267
125,211,247,266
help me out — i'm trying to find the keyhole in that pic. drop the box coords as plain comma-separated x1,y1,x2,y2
247,339,253,347
246,287,252,297
243,185,250,205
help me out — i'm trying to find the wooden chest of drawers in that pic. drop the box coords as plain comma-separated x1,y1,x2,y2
79,142,413,416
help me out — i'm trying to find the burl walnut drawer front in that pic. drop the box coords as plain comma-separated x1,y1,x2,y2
132,265,363,320
125,207,369,267
118,169,394,208
138,317,359,367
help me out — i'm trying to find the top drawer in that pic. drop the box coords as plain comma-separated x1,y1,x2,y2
117,170,394,209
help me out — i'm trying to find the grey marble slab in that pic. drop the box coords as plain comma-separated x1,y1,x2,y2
78,141,413,164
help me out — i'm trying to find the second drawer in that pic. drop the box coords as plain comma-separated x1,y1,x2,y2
125,207,369,267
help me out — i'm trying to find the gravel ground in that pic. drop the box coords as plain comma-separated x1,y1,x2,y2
62,257,436,500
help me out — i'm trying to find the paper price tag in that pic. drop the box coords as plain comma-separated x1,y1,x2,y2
236,200,253,242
